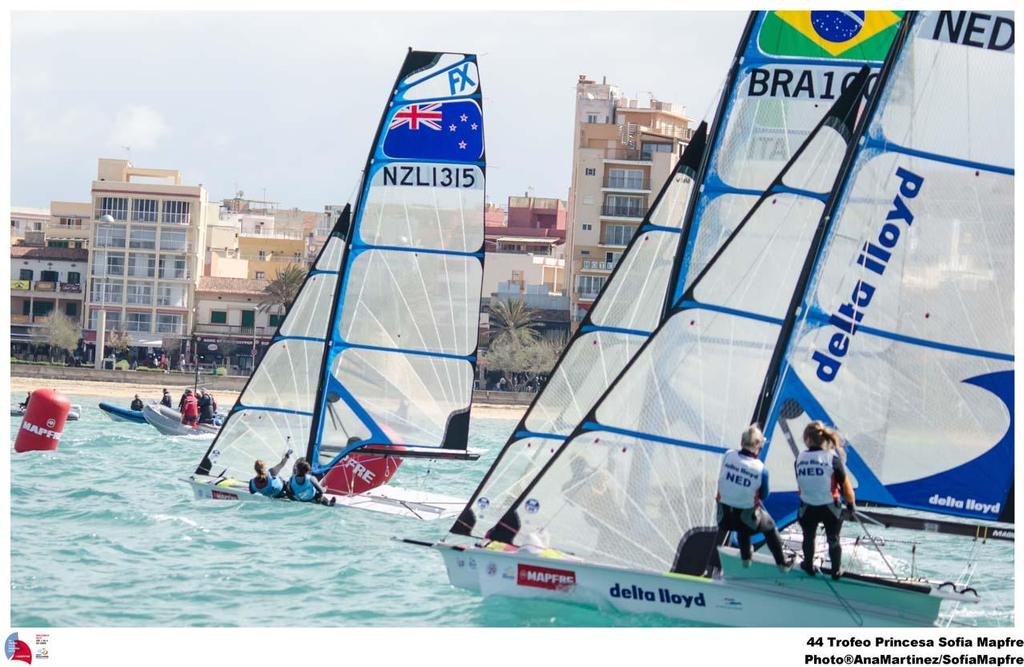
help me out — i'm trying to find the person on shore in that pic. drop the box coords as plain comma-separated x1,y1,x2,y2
795,421,856,580
714,424,791,572
160,389,173,408
130,394,144,411
286,457,336,506
249,449,293,498
180,389,199,427
197,389,217,425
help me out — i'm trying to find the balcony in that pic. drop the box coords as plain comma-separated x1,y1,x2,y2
579,259,615,272
604,176,649,191
95,208,128,221
11,280,83,296
162,213,191,225
601,148,648,163
575,290,600,302
194,322,275,338
600,204,644,219
156,321,188,335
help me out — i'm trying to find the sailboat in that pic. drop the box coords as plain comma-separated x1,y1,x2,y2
408,11,1010,625
187,49,487,520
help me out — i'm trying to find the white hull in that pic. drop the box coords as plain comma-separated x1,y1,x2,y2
186,478,467,521
426,544,974,627
12,405,81,421
143,404,218,437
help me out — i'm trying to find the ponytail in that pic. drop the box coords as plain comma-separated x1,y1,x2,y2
803,420,840,450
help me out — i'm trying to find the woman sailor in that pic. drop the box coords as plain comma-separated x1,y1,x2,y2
795,421,856,579
249,449,293,498
714,425,790,571
286,457,337,506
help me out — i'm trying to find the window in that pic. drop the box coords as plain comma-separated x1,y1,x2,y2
67,271,81,285
603,224,636,246
584,167,597,176
576,275,606,297
162,200,191,224
158,255,187,279
131,199,159,223
641,142,673,161
126,281,153,305
88,308,122,330
156,313,183,334
607,168,645,189
22,301,30,315
125,311,152,332
92,251,125,276
603,195,643,218
258,250,267,260
96,196,128,221
585,114,598,124
269,314,284,327
255,271,265,279
19,269,33,281
510,270,524,286
129,227,157,249
59,217,83,228
90,280,123,304
159,228,187,251
293,252,302,262
128,253,156,278
41,270,59,282
157,284,186,307
65,302,78,317
96,224,127,248
210,310,228,324
581,223,592,231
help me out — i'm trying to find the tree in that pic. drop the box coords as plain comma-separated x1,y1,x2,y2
488,298,541,347
259,263,307,314
481,334,565,391
106,328,132,357
32,311,81,362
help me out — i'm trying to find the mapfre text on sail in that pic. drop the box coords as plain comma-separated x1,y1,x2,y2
812,167,923,383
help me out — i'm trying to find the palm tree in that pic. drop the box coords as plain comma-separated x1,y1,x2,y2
489,298,541,347
259,264,308,314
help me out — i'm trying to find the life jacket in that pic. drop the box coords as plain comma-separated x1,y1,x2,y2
716,449,764,510
182,395,199,418
289,475,317,502
250,475,284,498
795,448,840,506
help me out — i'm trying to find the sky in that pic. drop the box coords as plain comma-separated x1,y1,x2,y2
11,11,747,211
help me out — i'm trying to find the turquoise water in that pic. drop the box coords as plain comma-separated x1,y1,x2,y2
10,397,1014,627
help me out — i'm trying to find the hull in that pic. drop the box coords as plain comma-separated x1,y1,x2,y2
186,478,467,521
98,402,147,424
143,404,218,437
427,544,973,627
12,405,81,421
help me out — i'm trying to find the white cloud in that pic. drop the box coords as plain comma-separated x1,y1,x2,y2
108,106,168,151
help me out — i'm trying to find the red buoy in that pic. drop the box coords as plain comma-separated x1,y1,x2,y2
14,388,71,452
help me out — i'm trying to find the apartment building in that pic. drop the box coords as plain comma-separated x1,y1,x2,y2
10,246,88,350
84,158,217,354
566,75,693,324
10,207,49,246
193,276,285,374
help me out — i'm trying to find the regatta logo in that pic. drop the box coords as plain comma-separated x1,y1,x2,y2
339,457,375,484
928,494,1001,516
812,167,924,383
609,583,706,609
516,564,576,591
19,422,61,442
447,62,477,95
4,633,31,665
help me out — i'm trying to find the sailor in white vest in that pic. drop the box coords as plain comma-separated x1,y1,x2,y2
714,424,790,570
795,421,856,580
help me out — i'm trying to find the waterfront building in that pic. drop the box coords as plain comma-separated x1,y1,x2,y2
10,245,88,352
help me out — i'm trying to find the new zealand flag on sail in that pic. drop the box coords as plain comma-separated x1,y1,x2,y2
382,100,483,162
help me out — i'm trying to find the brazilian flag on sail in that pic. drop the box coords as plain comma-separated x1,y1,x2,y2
758,10,904,61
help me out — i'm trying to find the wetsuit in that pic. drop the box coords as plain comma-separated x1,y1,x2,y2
160,394,172,408
197,394,215,424
130,398,144,411
714,449,787,565
795,448,852,575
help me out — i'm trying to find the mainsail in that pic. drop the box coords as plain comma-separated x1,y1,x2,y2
486,69,875,573
760,10,1015,525
455,10,908,541
196,50,485,487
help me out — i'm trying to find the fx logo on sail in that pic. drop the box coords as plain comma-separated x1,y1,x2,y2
448,63,476,95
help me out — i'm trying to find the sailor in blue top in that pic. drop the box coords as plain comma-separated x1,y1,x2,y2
249,449,292,498
714,424,791,571
286,457,336,506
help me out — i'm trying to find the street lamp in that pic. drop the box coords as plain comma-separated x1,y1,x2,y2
98,214,115,223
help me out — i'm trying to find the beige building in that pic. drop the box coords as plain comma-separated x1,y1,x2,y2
46,201,92,249
566,75,694,324
10,207,50,246
84,158,217,351
193,276,285,373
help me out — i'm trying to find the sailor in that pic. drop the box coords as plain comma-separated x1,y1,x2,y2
197,388,216,425
795,421,856,580
130,394,144,411
160,389,173,408
181,390,199,427
18,392,32,410
286,457,336,506
714,424,790,571
249,449,293,498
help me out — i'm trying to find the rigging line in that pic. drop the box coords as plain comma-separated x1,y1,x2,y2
818,567,864,627
852,510,900,580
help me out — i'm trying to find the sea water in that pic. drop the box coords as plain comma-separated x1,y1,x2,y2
9,397,1014,627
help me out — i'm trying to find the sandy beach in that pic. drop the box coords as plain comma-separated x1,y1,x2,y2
10,377,527,420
